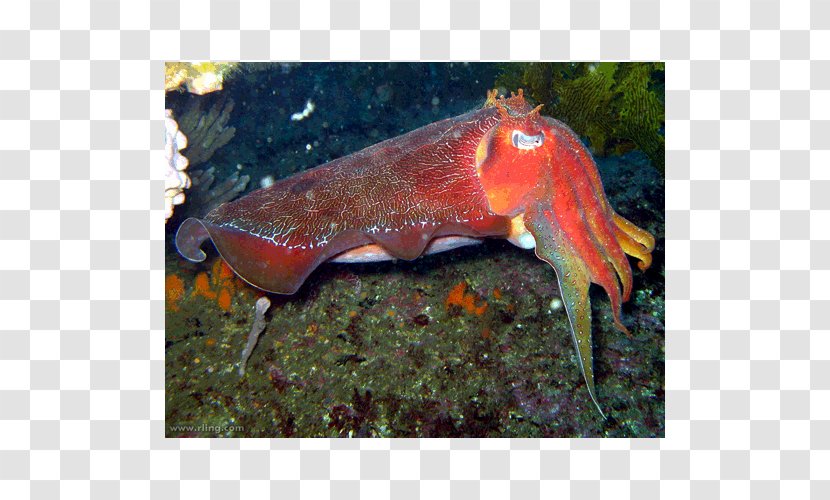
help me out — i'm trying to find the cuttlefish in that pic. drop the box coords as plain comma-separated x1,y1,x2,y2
176,89,655,416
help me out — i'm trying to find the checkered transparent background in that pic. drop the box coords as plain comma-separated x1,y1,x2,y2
1,0,828,498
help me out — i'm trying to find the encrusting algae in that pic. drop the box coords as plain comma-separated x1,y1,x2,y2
190,258,238,312
165,274,185,312
445,281,489,316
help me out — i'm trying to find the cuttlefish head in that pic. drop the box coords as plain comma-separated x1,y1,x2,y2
475,91,550,217
474,89,656,418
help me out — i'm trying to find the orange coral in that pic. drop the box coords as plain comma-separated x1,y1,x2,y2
446,281,466,308
165,274,185,311
217,287,232,312
192,272,216,300
445,281,488,316
190,257,239,312
216,259,235,280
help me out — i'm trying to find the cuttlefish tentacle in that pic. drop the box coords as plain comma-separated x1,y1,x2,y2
518,122,658,416
550,119,656,273
612,212,656,272
557,197,628,336
523,202,606,419
522,183,625,415
542,128,632,335
547,120,635,305
546,118,612,213
553,124,655,297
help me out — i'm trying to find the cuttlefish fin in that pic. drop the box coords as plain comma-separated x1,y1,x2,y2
524,204,607,419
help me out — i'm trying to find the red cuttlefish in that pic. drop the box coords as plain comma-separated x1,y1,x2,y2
176,89,656,417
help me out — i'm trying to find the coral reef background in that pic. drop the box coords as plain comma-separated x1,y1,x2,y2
164,63,664,438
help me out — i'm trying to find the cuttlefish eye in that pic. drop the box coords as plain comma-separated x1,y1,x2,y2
511,130,545,150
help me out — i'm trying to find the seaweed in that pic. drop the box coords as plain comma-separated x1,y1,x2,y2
495,62,665,173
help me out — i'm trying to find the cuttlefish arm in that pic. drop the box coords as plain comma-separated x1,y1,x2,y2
475,97,655,417
523,202,606,419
